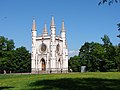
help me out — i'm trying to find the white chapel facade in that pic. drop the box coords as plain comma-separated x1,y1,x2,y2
31,16,68,73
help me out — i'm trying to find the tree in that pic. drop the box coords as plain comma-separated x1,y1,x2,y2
79,42,91,69
101,35,116,71
79,42,104,72
98,0,120,45
115,45,120,71
12,46,31,73
0,36,15,73
0,36,31,73
115,24,120,71
101,34,112,46
68,56,80,72
78,38,117,72
117,23,120,38
98,1,120,71
98,0,120,5
69,34,118,72
90,43,106,71
0,36,15,51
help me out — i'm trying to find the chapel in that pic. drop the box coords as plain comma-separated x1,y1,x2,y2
31,16,68,73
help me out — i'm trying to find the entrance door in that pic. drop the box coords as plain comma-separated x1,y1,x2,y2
41,58,46,71
58,59,61,69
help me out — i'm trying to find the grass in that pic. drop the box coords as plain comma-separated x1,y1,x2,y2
0,72,120,90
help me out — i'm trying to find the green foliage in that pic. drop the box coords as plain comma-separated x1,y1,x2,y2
68,56,80,72
70,34,119,72
98,0,120,5
0,36,15,51
117,23,120,38
79,42,104,72
0,72,120,90
101,34,112,45
115,45,120,71
12,46,31,73
0,36,31,73
100,35,117,71
0,36,15,73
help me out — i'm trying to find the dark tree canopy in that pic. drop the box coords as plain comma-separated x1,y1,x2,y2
13,46,31,73
0,36,15,51
117,23,120,38
0,36,15,73
69,34,120,72
98,0,120,5
0,36,31,73
101,34,112,45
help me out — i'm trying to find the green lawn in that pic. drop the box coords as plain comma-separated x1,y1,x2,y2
0,72,120,90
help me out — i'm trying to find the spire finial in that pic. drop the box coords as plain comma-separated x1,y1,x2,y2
61,20,65,32
44,23,47,32
51,16,55,26
42,23,48,36
32,17,36,31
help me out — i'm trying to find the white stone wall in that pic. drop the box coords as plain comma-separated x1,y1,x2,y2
31,17,68,73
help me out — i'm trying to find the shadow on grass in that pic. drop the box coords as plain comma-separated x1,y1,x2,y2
28,78,120,90
0,86,14,90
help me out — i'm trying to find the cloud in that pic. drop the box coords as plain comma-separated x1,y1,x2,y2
68,50,79,59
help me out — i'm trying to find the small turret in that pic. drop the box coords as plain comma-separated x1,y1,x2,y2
61,20,65,32
51,16,55,27
61,20,66,38
50,16,56,42
32,18,36,31
50,16,56,67
32,18,37,37
42,23,48,36
31,17,37,73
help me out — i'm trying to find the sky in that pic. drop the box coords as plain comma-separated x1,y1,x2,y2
0,0,120,57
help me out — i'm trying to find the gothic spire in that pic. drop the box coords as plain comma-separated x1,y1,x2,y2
61,20,65,32
42,23,48,36
51,16,55,27
32,17,36,31
61,20,66,39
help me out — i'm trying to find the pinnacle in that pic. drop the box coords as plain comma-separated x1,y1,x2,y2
51,16,55,26
42,23,48,36
32,18,36,31
61,20,65,32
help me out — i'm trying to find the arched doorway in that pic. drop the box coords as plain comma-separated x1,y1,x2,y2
41,58,46,71
58,59,61,69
